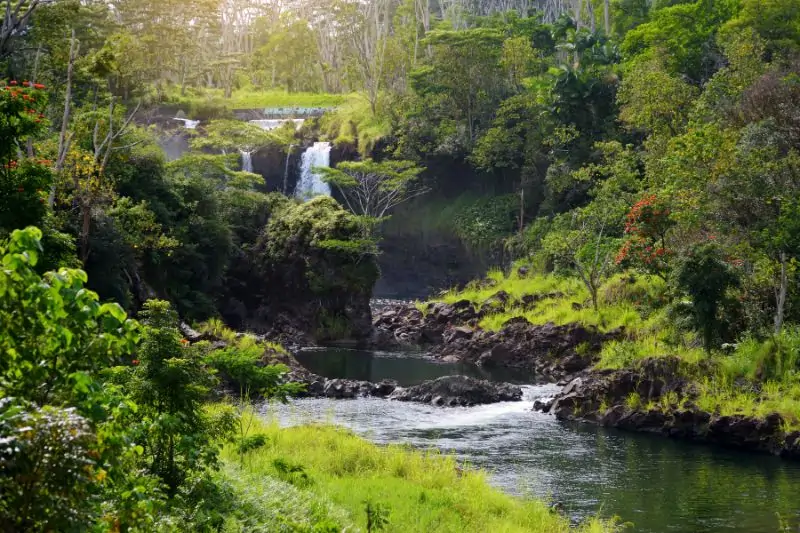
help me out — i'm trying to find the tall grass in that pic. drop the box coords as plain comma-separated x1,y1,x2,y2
217,414,616,533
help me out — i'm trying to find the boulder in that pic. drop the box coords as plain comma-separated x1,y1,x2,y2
389,375,522,407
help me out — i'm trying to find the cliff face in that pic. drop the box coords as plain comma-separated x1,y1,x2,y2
221,196,379,344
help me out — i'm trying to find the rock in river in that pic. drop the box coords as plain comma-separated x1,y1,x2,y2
389,375,522,407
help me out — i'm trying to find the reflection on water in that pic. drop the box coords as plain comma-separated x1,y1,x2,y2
268,350,800,533
294,347,533,386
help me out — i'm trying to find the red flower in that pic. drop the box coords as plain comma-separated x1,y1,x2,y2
33,83,45,90
8,80,16,86
17,187,23,192
22,81,30,87
132,359,140,365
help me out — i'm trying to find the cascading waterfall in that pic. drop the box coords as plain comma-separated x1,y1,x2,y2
173,117,200,129
295,142,332,200
249,118,305,131
240,150,253,173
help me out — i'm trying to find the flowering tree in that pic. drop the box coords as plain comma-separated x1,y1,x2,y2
615,193,675,279
0,80,51,234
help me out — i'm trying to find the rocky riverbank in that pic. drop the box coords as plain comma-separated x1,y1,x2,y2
183,322,523,407
371,300,619,382
368,301,800,461
539,357,800,459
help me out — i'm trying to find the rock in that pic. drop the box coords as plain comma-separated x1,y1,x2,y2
782,431,800,459
443,326,474,344
542,359,800,459
389,375,522,407
550,393,582,419
369,300,482,349
180,322,209,342
431,319,620,381
533,398,554,412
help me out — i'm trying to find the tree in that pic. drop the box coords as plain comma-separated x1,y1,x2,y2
543,207,619,313
318,159,427,236
617,54,698,137
126,300,218,496
674,243,740,352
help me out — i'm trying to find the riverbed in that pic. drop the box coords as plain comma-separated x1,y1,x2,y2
263,348,800,532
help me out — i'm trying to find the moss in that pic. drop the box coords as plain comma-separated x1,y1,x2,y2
251,196,379,338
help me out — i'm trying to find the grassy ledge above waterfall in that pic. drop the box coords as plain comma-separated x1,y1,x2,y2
423,268,800,431
214,408,616,533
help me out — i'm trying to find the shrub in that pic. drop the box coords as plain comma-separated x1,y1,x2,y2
673,243,740,352
204,342,302,400
0,400,98,531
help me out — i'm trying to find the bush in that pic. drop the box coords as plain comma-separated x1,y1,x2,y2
204,340,302,399
0,400,98,531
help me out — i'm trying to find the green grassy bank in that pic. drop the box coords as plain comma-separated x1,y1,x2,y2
215,411,614,532
426,269,800,430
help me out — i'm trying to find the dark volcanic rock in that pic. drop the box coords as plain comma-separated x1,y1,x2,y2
389,375,523,407
543,357,800,459
370,300,482,347
432,318,619,381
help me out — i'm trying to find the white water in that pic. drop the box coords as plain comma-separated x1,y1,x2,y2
295,142,332,200
249,119,305,131
173,117,200,129
240,150,253,173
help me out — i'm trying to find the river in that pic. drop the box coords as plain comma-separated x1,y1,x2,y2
262,348,800,532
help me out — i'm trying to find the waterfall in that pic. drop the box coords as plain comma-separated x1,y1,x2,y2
240,150,253,173
249,118,305,131
295,142,332,200
173,117,200,129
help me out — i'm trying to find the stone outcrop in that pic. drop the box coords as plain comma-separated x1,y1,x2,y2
388,375,523,407
543,357,800,459
371,300,482,346
371,301,618,381
267,348,521,407
433,317,619,381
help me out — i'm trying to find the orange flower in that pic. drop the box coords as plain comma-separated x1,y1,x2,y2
180,338,190,345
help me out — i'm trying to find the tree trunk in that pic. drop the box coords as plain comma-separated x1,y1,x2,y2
51,31,79,207
604,0,610,34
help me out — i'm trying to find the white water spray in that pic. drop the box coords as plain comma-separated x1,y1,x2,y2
249,118,305,131
240,150,253,173
173,117,200,129
295,142,332,200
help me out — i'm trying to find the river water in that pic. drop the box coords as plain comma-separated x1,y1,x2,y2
263,348,800,532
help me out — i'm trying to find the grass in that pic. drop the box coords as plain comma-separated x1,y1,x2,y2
216,461,352,531
165,86,348,110
429,267,800,429
318,94,392,155
431,270,666,335
217,413,616,533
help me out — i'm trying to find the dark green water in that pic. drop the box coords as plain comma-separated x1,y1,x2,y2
274,348,800,532
294,347,533,385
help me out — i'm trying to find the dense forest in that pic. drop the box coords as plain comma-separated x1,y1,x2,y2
2,0,800,530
